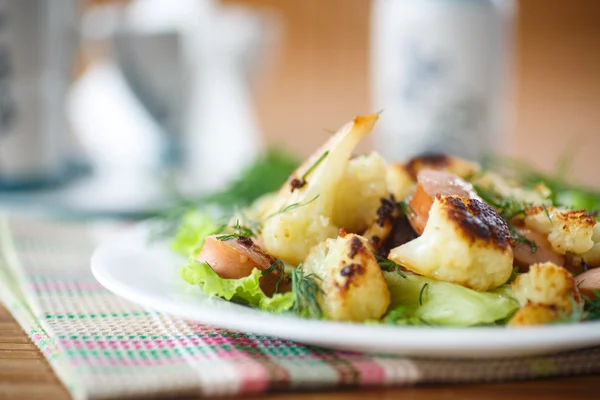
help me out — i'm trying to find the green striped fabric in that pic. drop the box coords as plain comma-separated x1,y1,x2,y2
0,214,599,400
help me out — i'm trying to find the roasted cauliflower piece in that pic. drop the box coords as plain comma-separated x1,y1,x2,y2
582,224,600,267
302,233,390,321
524,206,596,255
388,195,513,291
331,152,390,233
386,162,414,201
362,196,400,254
261,114,379,265
508,262,582,326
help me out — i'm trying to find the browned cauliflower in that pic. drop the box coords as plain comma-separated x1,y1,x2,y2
508,262,583,326
331,152,390,233
302,233,390,321
388,195,513,291
261,114,379,265
524,206,597,255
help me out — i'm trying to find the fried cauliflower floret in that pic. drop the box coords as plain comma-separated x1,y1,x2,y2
582,224,600,267
388,195,513,291
386,163,414,201
472,171,551,205
362,197,399,254
524,206,596,255
261,114,379,265
302,233,390,321
331,152,390,233
508,262,582,326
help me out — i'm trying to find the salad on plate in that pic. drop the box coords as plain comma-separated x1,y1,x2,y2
170,113,600,327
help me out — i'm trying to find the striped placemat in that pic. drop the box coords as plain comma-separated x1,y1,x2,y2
1,214,599,400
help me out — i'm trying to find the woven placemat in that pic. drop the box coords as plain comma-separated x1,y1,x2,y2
0,214,599,400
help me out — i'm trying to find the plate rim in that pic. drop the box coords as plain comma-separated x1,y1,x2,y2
91,223,600,358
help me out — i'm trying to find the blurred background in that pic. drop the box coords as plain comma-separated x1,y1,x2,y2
0,0,598,216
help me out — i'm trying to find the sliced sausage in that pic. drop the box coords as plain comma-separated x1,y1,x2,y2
406,169,478,235
197,235,287,296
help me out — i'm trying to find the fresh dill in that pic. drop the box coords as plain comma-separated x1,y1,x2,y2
375,256,406,278
216,220,256,241
302,151,329,181
291,265,323,318
555,294,585,324
583,291,600,321
262,259,286,293
473,185,529,221
541,203,553,223
397,200,415,217
267,195,320,219
508,225,537,254
419,283,429,306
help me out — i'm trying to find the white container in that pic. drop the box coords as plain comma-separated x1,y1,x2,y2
0,0,79,188
371,0,515,162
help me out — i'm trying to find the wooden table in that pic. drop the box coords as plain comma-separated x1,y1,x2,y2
1,305,598,400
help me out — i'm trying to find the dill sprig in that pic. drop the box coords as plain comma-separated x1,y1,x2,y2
508,225,537,254
302,151,329,181
473,185,530,221
541,203,553,223
291,265,323,318
583,291,600,321
262,259,286,293
419,283,429,306
483,154,600,218
290,152,330,192
397,200,415,217
216,220,256,241
375,256,406,278
555,294,585,324
267,195,320,219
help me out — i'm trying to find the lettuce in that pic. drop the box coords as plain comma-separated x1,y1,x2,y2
171,211,223,256
180,260,294,313
383,272,519,326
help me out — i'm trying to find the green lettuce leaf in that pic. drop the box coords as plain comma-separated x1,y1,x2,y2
180,260,294,313
170,211,223,256
383,272,519,326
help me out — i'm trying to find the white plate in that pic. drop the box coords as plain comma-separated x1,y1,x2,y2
91,223,600,359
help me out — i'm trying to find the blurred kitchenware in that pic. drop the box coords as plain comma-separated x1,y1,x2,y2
109,0,279,194
371,0,516,162
0,0,81,189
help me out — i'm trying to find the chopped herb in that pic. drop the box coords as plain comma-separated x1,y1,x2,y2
509,225,537,254
301,151,329,181
474,185,529,221
216,220,256,241
583,260,590,272
583,291,600,321
555,294,585,324
541,204,553,223
398,200,415,217
419,283,429,306
262,259,286,293
291,265,323,318
376,256,406,278
267,195,320,219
